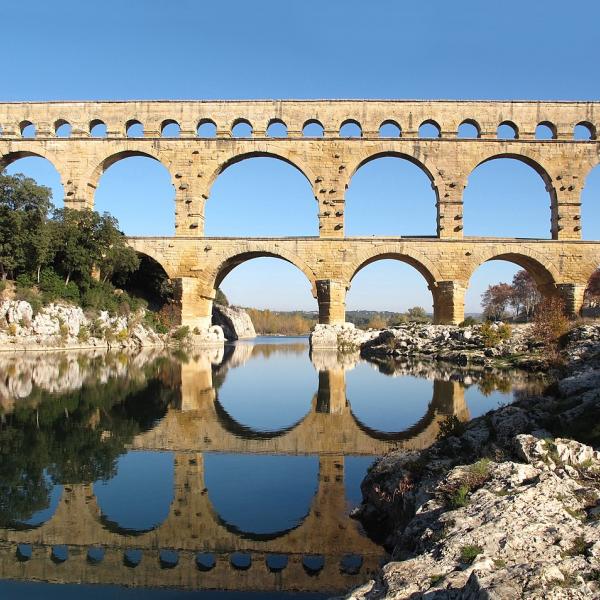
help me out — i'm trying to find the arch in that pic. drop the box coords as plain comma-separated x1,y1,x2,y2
213,250,317,294
89,119,107,138
93,451,175,535
339,119,362,138
197,118,217,137
0,150,65,209
160,119,180,138
581,163,600,240
470,249,559,287
204,453,318,541
19,120,36,138
302,119,324,137
87,148,173,193
54,119,71,138
464,154,555,238
497,120,518,139
574,121,596,141
266,119,288,138
347,151,436,190
344,153,437,236
347,368,441,440
457,119,481,138
348,248,441,287
379,120,401,138
125,119,144,138
535,121,556,140
206,151,315,198
231,118,253,138
91,151,175,236
418,119,441,138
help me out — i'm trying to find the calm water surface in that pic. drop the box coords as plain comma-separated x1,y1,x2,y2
0,337,546,598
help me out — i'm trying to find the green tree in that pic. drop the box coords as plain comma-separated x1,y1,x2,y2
0,171,53,280
406,306,430,323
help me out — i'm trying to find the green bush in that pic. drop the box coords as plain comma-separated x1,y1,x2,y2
144,310,169,334
171,326,190,341
39,268,80,303
77,326,90,342
14,285,43,315
459,316,478,327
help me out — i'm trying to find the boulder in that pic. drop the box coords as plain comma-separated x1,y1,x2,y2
212,304,255,340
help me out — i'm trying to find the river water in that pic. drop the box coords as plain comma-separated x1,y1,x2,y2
0,337,546,599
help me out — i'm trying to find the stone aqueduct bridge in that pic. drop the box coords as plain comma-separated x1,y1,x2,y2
2,99,600,326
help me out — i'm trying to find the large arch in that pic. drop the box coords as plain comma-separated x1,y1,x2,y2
344,153,438,236
203,453,319,541
205,155,318,237
0,150,65,209
93,451,175,535
92,151,175,236
581,163,600,241
463,154,555,238
464,250,559,317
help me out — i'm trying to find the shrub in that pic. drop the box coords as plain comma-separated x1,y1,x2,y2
116,328,129,341
77,326,90,342
8,323,17,336
59,322,70,340
0,280,6,295
459,316,478,327
171,326,190,341
531,296,570,349
39,268,80,304
449,484,470,508
437,415,466,440
460,545,482,564
144,310,169,334
480,321,510,347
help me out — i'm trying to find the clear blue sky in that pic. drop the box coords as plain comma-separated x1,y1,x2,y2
2,0,600,313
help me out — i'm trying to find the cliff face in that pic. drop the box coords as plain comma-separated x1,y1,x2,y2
212,304,256,341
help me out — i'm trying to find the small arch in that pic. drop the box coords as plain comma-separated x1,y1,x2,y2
54,119,72,138
266,554,288,573
303,555,325,575
125,119,144,138
87,547,105,565
574,121,596,141
230,553,252,570
231,118,253,138
266,119,288,138
20,121,36,138
497,121,518,139
457,119,481,139
379,120,401,138
197,119,217,137
90,119,107,138
340,554,363,575
51,545,68,564
340,119,362,138
418,120,441,138
196,553,216,571
160,119,180,138
159,549,179,569
535,121,556,140
124,549,143,568
302,119,324,137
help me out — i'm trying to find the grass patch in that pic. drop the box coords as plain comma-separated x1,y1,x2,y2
460,545,482,564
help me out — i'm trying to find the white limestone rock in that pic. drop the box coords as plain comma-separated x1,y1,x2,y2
212,304,256,340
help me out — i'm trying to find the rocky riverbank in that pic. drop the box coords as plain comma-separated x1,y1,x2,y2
311,321,591,371
339,324,600,599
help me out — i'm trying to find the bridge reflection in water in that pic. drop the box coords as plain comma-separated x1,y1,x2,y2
0,340,536,594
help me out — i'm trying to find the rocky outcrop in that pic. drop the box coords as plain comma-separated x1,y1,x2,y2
340,324,600,599
360,322,542,369
212,303,256,340
0,300,165,351
310,322,377,350
345,436,600,599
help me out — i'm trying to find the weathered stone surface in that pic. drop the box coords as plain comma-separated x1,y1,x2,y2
340,324,600,599
212,303,255,340
1,100,599,329
310,322,375,350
